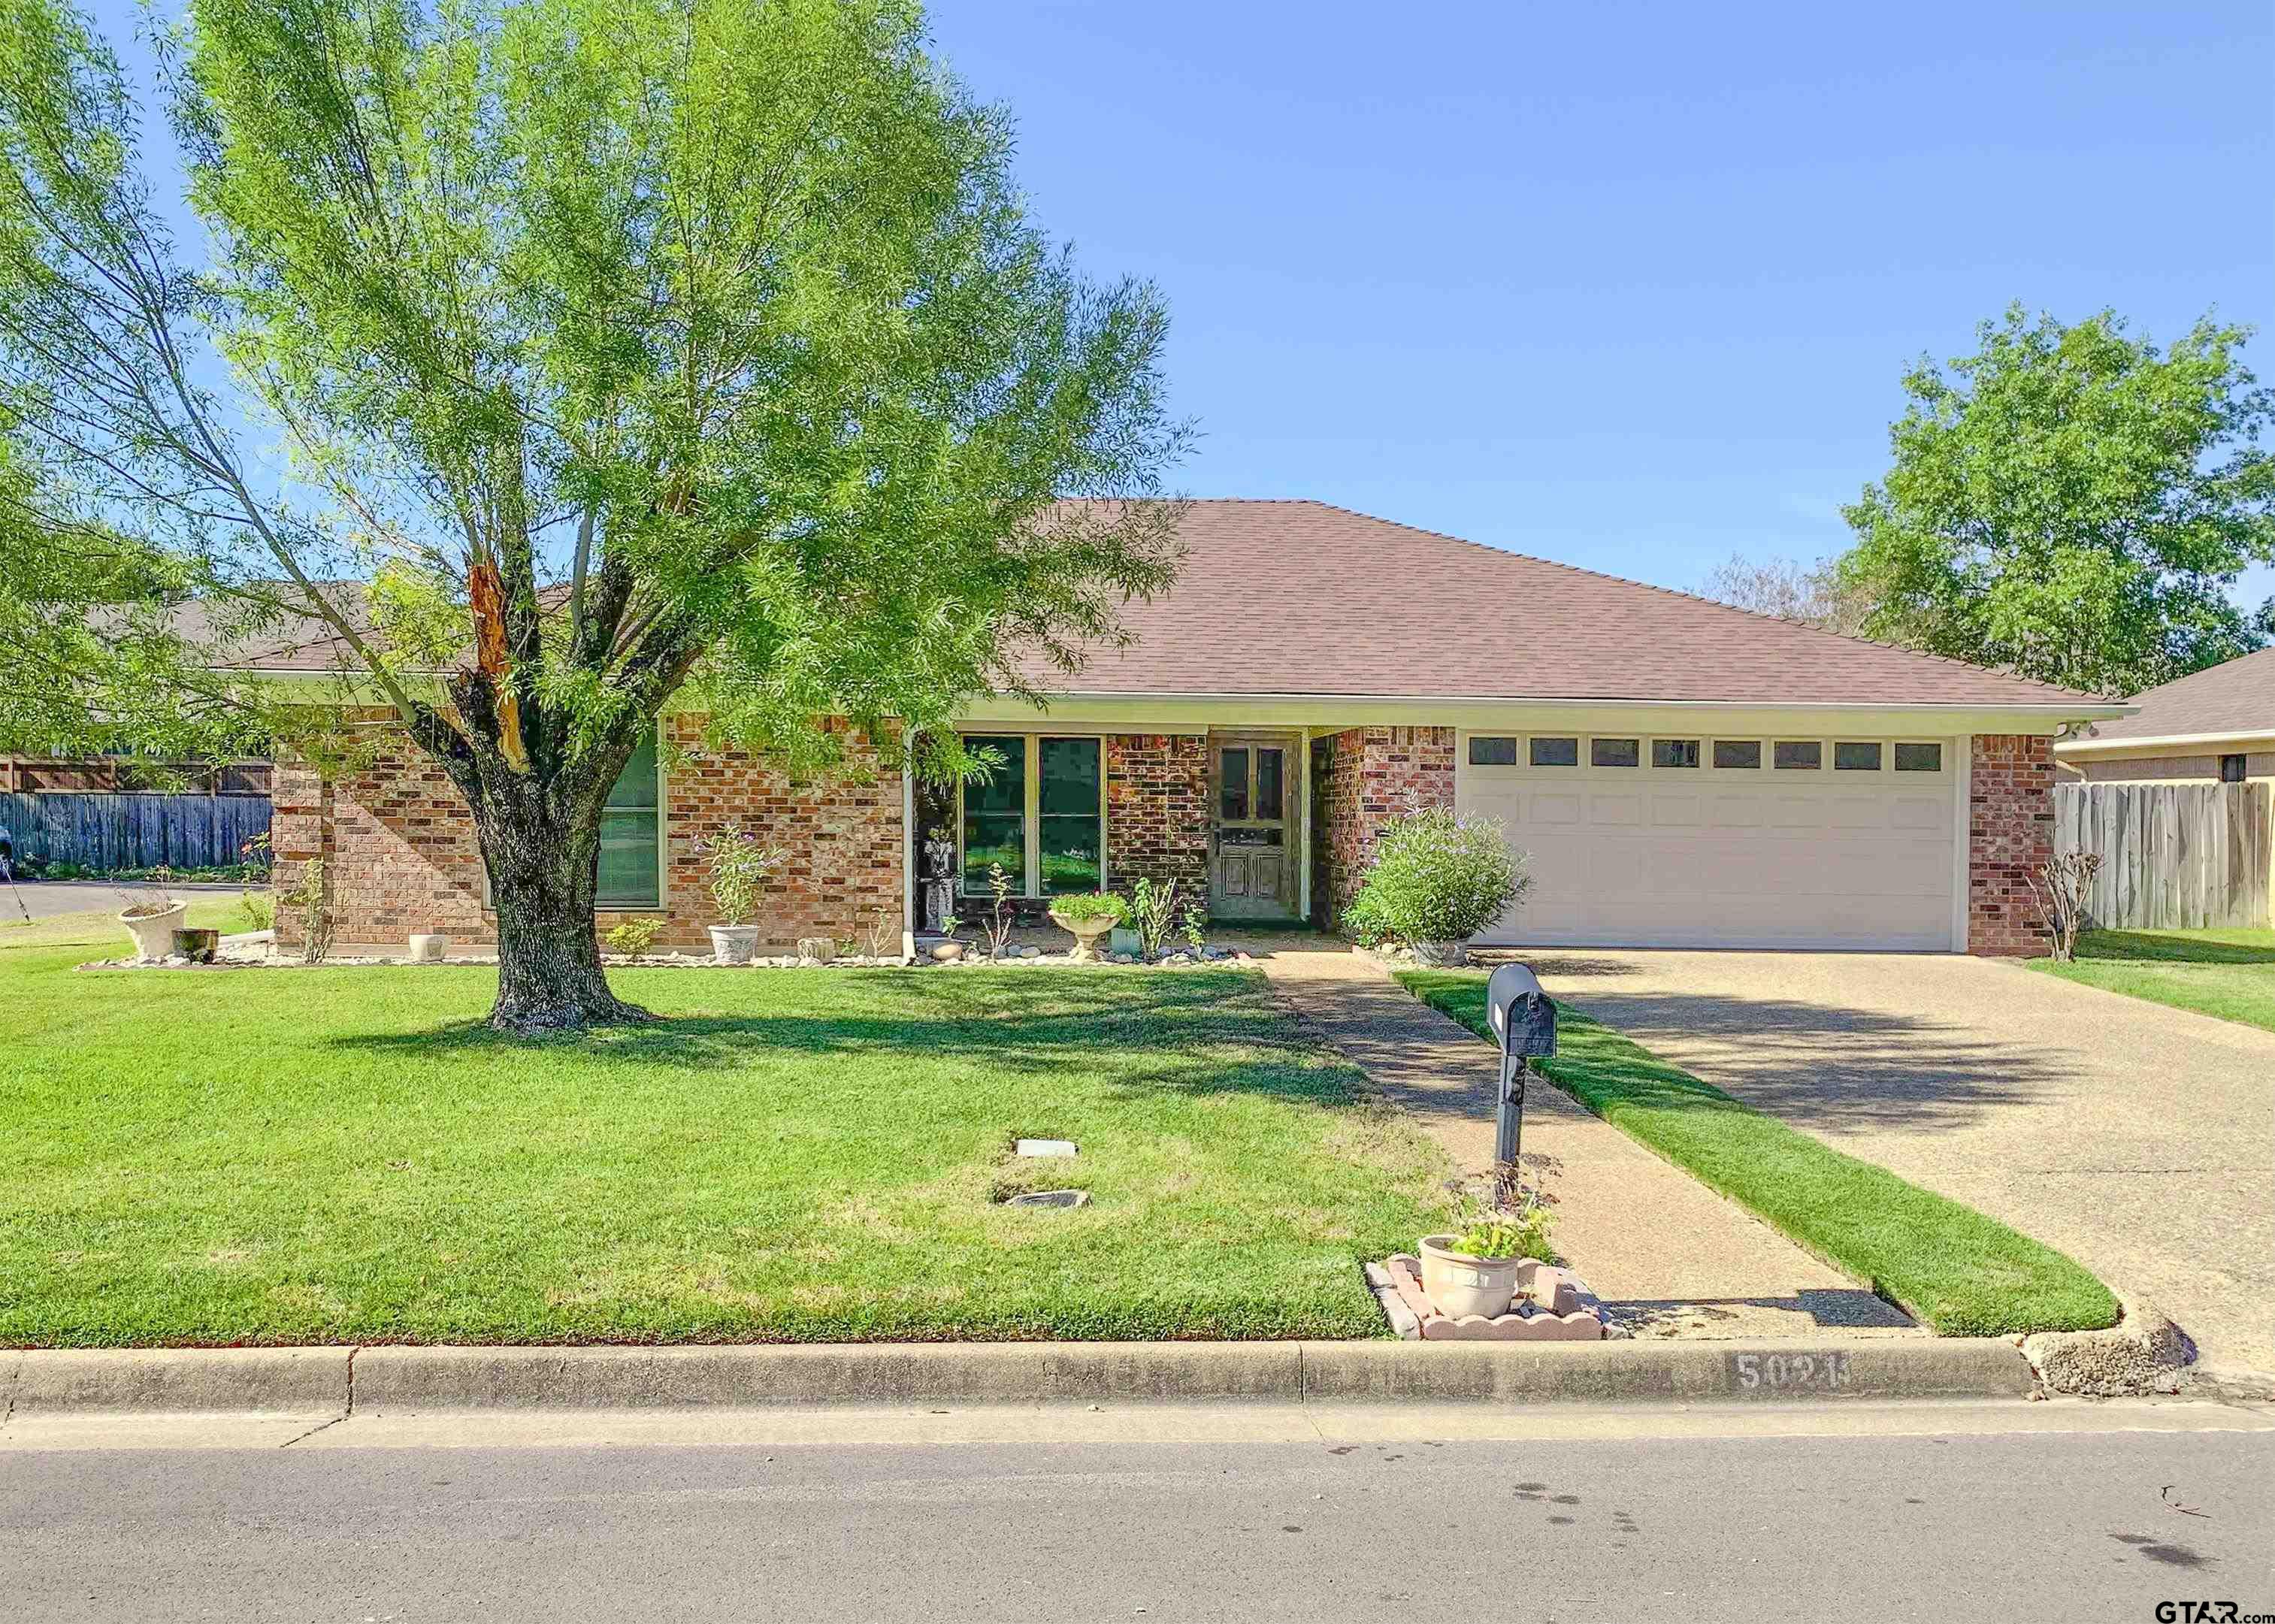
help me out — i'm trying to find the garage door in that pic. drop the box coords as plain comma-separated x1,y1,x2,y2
1457,733,1960,951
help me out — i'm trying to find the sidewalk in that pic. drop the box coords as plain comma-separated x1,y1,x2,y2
1251,943,1916,1340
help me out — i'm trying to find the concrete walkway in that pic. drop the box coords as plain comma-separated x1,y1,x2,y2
1249,942,1914,1340
1538,950,2275,1380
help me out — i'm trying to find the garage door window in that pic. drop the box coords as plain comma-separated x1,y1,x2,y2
1833,742,1883,772
1713,739,1762,769
1895,743,1944,773
1591,737,1640,768
1529,736,1580,767
1468,736,1520,767
1774,740,1822,770
1652,739,1701,768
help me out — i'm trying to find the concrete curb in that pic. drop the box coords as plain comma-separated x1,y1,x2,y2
2020,1296,2195,1398
2,1337,2040,1414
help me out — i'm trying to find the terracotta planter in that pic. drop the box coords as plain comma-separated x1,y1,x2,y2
709,924,762,965
119,900,188,963
1417,1233,1522,1319
1050,912,1117,963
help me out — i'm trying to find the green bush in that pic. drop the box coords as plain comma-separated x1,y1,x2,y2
1342,808,1527,945
1047,891,1129,924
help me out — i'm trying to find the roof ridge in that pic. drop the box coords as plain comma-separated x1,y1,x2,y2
1296,499,2114,706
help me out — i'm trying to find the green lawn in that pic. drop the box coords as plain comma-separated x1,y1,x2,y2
1394,969,2116,1338
1,916,1447,1347
2028,927,2275,1034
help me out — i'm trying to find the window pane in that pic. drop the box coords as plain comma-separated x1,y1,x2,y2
1220,747,1249,820
1894,742,1944,773
1713,739,1762,769
596,809,659,906
1591,736,1639,768
1039,817,1102,894
606,730,658,808
1529,736,1580,767
1469,736,1519,766
1254,748,1285,821
2221,754,2246,783
1038,738,1100,815
962,735,1024,814
962,812,1024,894
1834,741,1883,772
1774,740,1823,770
1652,739,1701,768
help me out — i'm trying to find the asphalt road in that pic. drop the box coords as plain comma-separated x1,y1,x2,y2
0,879,238,921
5,1405,2271,1622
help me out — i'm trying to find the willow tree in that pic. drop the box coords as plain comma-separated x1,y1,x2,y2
0,0,1184,1030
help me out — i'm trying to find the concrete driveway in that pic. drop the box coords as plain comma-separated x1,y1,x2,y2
1536,950,2275,1379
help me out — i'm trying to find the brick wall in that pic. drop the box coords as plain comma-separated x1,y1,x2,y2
274,714,904,953
1311,725,1457,930
1103,733,1210,897
1968,733,2056,957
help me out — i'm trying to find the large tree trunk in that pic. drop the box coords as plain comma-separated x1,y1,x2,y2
467,768,653,1036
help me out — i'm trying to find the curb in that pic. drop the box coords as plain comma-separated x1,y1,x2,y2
2020,1296,2195,1397
2,1337,2039,1415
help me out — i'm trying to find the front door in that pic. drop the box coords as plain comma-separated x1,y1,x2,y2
1209,733,1299,920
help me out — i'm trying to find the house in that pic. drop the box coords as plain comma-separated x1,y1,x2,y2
244,501,2125,957
2054,646,2275,785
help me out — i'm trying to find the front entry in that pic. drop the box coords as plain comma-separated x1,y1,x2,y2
1209,732,1300,920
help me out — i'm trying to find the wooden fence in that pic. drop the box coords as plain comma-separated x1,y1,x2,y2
0,791,271,872
2055,780,2273,930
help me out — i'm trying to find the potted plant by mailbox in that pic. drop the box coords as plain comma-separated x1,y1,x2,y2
1342,808,1529,966
704,829,787,965
1417,1204,1553,1320
1046,891,1128,962
116,876,187,963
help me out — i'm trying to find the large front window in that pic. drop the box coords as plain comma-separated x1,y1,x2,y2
960,734,1103,896
596,729,661,908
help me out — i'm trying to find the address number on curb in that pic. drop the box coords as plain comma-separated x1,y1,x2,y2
1729,1352,1852,1393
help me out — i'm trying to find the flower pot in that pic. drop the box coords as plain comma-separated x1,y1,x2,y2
119,900,188,963
930,940,965,962
1411,940,1469,967
709,924,763,965
171,927,221,965
1107,925,1141,957
1417,1233,1523,1319
407,933,449,963
1050,912,1116,963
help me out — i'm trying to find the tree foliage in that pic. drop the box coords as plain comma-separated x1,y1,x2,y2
0,0,1186,1027
1699,552,1874,637
1836,306,2275,696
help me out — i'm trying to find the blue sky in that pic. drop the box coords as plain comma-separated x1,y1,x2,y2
92,0,2275,604
930,0,2275,603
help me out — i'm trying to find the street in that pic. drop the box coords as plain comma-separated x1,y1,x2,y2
5,1401,2270,1622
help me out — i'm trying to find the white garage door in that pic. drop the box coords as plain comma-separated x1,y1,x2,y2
1457,733,1961,951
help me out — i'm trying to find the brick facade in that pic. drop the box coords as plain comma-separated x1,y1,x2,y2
1968,733,2056,957
1103,733,1211,897
276,714,903,953
1310,725,1457,930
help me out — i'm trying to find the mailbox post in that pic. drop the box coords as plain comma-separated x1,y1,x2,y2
1484,962,1557,1166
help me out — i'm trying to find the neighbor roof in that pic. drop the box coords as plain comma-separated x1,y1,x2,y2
1006,501,2107,708
2056,645,2275,749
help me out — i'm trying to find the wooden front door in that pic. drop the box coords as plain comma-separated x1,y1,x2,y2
1209,733,1300,921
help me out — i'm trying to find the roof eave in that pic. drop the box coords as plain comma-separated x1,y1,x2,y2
2054,726,2275,756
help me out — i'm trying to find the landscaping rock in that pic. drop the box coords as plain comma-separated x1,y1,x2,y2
2020,1296,2195,1396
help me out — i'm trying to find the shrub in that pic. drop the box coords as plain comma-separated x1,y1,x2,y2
1343,808,1527,945
604,917,663,959
1047,891,1129,924
705,829,788,925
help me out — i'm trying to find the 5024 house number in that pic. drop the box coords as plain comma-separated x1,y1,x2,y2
1728,1351,1852,1393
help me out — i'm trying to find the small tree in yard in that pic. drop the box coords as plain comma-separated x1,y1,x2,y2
1344,809,1528,956
2028,851,2104,963
0,0,1185,1031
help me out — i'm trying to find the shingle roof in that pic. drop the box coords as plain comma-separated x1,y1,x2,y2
1009,501,2108,707
2065,645,2275,744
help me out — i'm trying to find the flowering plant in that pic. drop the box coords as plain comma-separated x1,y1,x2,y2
706,829,788,925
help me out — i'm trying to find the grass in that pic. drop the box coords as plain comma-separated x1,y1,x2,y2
1394,969,2117,1338
2028,927,2275,1034
0,918,1448,1347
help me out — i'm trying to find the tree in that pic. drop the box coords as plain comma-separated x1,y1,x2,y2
1835,306,2275,696
0,0,1186,1031
1699,552,1875,637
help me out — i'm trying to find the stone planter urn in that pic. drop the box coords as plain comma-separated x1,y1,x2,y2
119,900,188,963
1411,940,1469,968
709,924,762,965
407,933,449,963
1049,912,1115,963
1417,1232,1522,1320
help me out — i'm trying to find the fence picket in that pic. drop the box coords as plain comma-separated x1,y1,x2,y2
0,792,271,872
2056,781,2273,929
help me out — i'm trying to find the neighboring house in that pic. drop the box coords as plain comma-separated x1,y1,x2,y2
2054,646,2275,785
239,501,2125,957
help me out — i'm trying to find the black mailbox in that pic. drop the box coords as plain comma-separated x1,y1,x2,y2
1484,963,1557,1165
